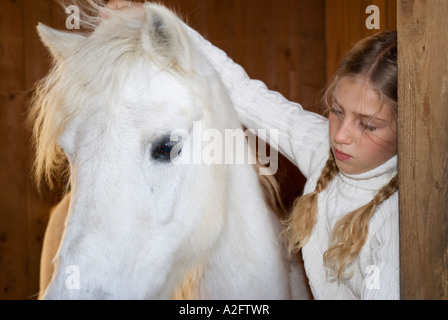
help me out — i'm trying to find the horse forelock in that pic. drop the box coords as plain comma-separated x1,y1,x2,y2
30,29,133,189
31,7,198,190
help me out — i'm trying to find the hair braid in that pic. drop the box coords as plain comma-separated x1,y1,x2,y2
323,174,399,279
315,150,340,193
283,150,339,256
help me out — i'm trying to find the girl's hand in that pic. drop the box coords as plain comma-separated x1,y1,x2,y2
100,0,144,17
106,0,143,10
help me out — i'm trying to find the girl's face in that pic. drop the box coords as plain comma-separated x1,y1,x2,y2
328,79,397,175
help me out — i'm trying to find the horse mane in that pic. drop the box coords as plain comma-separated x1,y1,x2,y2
31,3,149,190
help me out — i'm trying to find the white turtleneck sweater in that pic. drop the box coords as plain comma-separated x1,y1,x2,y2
187,26,400,300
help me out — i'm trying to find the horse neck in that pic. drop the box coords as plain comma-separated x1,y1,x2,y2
198,163,287,299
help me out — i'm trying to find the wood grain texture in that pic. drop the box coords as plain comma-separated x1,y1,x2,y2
0,0,28,300
325,0,397,79
398,0,448,300
0,0,64,300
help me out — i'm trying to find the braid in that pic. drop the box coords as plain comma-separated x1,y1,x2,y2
283,150,339,256
324,174,399,279
283,147,399,280
315,151,339,193
372,174,399,206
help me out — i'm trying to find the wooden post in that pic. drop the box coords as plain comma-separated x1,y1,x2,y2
398,0,448,300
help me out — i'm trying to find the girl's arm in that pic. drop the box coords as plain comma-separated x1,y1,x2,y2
185,25,329,178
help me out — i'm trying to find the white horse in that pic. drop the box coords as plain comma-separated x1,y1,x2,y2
33,3,310,300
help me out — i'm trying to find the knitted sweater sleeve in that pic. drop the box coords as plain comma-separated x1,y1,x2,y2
185,25,330,178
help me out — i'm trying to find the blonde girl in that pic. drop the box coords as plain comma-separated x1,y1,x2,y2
189,30,399,299
106,0,399,300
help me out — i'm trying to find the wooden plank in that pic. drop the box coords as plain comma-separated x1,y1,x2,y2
0,0,28,300
23,0,58,300
325,0,397,80
398,0,448,300
0,0,79,300
297,0,325,110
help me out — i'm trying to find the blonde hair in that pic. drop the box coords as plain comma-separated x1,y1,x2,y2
283,31,398,279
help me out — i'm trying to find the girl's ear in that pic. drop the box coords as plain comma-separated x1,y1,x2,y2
37,23,86,62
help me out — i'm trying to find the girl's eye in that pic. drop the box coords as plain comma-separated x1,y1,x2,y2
330,106,342,114
330,106,344,119
360,122,377,132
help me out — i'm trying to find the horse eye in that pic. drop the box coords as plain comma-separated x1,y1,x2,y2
151,136,182,162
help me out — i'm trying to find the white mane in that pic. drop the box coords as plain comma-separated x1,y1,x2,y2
32,4,199,190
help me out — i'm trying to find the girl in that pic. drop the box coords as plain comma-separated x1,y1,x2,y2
106,0,399,300
188,27,399,300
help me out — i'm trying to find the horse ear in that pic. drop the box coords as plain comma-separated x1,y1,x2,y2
140,4,191,72
37,23,86,61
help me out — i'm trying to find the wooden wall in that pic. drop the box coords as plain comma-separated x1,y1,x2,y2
398,0,448,300
0,0,66,300
325,0,397,78
0,0,402,300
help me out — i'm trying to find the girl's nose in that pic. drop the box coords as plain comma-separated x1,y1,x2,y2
334,120,353,145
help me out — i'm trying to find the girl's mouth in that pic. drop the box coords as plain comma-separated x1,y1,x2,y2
333,148,352,161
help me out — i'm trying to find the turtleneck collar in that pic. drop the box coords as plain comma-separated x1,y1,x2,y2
338,155,398,191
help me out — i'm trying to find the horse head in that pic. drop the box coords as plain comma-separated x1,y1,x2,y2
33,3,306,300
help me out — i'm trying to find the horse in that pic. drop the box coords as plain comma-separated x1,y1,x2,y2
32,3,310,299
